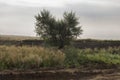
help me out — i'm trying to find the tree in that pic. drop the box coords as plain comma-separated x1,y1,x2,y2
35,9,82,49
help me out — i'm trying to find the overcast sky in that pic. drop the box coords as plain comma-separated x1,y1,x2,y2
0,0,120,40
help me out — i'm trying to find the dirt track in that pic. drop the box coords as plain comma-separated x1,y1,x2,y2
0,68,120,80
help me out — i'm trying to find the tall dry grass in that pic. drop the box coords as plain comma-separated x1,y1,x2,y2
0,46,65,69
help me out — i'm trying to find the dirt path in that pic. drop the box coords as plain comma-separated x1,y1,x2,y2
90,71,120,80
0,68,120,80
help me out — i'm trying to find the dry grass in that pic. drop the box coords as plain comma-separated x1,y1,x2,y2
0,46,65,69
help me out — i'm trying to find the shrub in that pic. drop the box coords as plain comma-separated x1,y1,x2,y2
63,46,80,67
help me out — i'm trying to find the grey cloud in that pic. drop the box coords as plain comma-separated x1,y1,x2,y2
0,2,120,39
0,4,40,36
65,3,120,18
62,3,120,40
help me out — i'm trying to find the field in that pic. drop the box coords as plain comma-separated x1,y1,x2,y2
1,35,120,48
0,35,120,80
0,35,39,41
0,45,120,70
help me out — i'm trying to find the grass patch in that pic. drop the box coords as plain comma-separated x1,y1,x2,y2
63,46,120,68
0,46,120,70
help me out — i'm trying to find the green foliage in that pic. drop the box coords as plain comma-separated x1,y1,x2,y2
63,46,80,67
35,9,82,48
63,47,120,68
77,48,120,68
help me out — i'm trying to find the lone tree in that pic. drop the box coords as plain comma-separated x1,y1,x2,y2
35,9,82,49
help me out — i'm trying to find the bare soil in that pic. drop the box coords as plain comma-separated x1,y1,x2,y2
0,68,120,80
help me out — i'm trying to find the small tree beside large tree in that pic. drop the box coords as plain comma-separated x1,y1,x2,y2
35,9,82,49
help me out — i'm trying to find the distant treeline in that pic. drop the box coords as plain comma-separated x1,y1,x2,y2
0,39,120,49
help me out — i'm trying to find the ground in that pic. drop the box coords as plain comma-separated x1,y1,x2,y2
0,35,120,80
0,68,120,80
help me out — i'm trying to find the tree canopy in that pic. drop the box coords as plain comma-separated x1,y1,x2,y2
35,9,82,49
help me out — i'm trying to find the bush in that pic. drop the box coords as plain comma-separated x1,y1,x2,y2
63,46,80,67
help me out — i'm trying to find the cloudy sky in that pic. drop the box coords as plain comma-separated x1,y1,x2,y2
0,0,120,40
